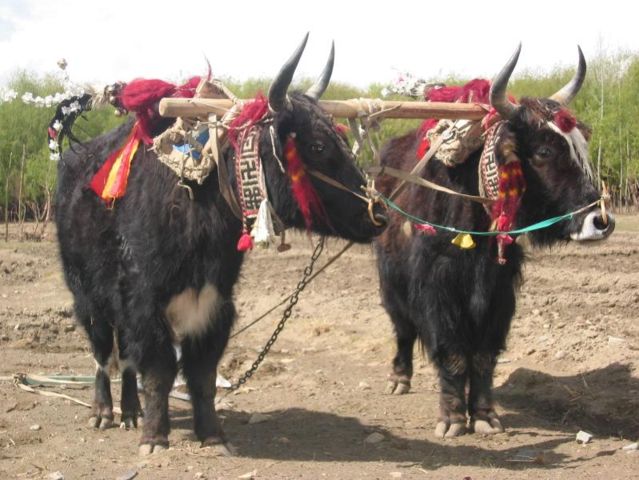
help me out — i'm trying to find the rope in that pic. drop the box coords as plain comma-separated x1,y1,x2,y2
382,195,602,236
369,165,494,205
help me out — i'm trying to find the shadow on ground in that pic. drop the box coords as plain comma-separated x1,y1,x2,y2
495,362,639,438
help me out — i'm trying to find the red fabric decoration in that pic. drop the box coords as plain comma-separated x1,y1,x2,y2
89,122,143,204
491,161,526,264
425,78,491,104
228,94,269,153
496,233,514,245
492,161,526,224
553,109,577,133
416,118,439,159
334,123,350,136
414,223,436,235
415,79,495,159
284,136,328,229
236,232,254,252
118,76,201,144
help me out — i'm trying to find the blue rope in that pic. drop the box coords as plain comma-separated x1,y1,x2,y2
381,195,590,237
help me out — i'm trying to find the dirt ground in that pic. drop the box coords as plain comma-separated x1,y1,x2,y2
0,218,638,480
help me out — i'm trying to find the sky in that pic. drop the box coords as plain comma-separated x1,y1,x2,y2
0,0,638,90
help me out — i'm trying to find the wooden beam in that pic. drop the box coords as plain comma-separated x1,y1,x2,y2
158,97,488,120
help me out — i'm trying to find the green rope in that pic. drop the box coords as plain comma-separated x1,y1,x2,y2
381,195,599,237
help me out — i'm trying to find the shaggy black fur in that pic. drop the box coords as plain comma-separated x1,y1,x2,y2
375,97,607,437
55,91,386,452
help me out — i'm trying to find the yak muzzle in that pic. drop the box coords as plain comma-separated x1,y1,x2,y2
570,209,615,241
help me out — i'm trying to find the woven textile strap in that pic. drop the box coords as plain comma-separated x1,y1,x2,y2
478,121,503,203
236,126,264,226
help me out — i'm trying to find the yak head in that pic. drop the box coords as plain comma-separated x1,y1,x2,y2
488,45,614,246
259,34,387,242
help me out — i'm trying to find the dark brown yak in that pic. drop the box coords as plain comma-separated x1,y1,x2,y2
55,35,386,455
375,46,614,438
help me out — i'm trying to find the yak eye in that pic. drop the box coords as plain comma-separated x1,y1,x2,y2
310,142,325,154
537,146,553,159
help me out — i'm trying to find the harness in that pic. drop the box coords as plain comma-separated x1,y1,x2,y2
370,81,601,264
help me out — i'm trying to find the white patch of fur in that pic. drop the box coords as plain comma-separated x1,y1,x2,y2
165,283,221,342
95,353,118,375
547,121,594,182
118,357,136,373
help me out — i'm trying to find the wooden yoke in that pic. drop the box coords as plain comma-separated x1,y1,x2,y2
159,97,488,121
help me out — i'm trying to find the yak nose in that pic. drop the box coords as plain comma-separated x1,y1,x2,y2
370,202,388,229
570,209,615,241
374,211,388,228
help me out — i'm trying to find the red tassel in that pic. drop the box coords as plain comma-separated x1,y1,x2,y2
237,232,254,252
284,137,328,229
496,233,514,246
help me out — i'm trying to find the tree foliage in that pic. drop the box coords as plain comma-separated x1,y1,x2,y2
2,50,639,218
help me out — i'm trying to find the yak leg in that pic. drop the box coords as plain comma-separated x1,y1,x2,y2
116,328,143,429
386,318,417,395
381,284,415,395
181,301,235,456
135,317,177,455
77,301,115,431
434,353,468,438
468,352,504,434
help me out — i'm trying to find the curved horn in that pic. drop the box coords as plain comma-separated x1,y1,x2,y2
268,33,309,112
489,43,521,120
550,46,586,105
306,41,335,100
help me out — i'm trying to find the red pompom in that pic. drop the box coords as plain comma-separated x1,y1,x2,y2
236,232,254,252
414,223,436,235
553,109,576,133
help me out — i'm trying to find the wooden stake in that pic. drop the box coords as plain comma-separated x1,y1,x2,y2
159,97,488,120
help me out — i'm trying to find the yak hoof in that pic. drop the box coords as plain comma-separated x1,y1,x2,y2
119,416,141,430
120,412,143,430
435,421,467,438
472,418,505,435
138,443,168,456
202,439,237,457
385,378,411,395
88,415,113,430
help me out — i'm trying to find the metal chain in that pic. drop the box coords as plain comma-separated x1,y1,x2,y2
226,236,325,392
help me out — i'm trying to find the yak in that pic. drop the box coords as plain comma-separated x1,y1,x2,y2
54,35,387,455
374,46,614,438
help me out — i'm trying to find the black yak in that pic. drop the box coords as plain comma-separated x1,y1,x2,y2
375,46,614,438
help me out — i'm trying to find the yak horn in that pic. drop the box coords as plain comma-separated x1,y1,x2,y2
268,33,309,112
489,43,521,120
305,41,335,100
550,46,586,105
